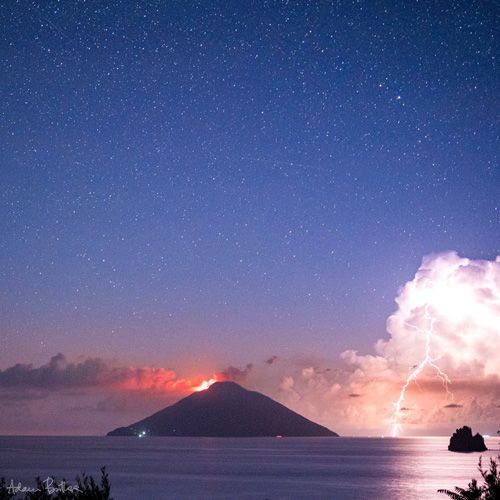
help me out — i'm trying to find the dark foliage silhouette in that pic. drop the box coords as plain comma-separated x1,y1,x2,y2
0,477,15,500
0,468,111,500
438,455,500,499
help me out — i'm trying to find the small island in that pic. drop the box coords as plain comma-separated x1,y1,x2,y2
108,381,338,437
448,426,487,452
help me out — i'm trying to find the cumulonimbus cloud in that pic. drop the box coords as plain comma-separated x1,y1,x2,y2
338,251,500,432
376,251,500,377
342,251,500,378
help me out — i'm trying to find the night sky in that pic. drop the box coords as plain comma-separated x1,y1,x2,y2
1,1,498,384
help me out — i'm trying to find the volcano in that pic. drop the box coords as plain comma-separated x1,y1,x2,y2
107,381,338,437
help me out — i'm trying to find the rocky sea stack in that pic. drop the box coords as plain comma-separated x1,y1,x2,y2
108,381,338,437
448,426,487,452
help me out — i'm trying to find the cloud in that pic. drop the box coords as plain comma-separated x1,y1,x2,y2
348,393,361,398
379,252,500,377
220,363,253,382
0,353,210,396
0,353,115,390
444,403,463,408
265,355,278,365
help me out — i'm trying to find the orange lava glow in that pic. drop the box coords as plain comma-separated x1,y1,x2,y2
191,376,219,392
117,368,225,394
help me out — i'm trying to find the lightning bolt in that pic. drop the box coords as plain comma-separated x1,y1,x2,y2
391,303,453,437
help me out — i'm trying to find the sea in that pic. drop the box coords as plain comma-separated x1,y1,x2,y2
0,436,498,499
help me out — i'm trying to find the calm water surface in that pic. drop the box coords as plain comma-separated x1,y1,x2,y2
0,436,498,499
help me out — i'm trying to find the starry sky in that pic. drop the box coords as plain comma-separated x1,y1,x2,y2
1,1,498,382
